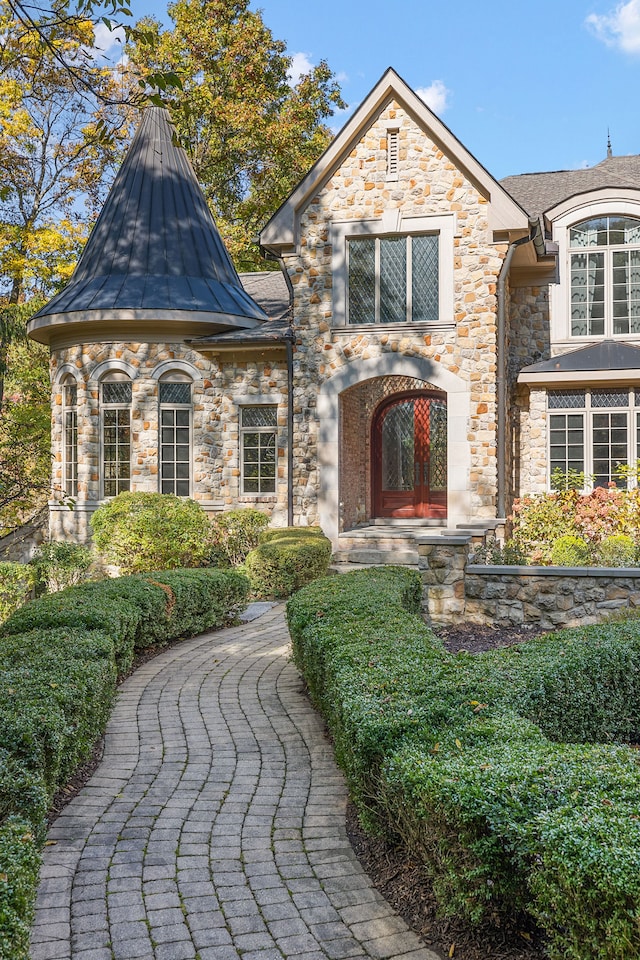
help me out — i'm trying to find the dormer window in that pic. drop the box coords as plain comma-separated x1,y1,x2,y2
570,215,640,337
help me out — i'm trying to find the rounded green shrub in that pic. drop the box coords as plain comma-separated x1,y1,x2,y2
550,534,592,566
0,562,34,624
90,492,211,574
244,527,332,598
209,508,270,566
597,534,638,568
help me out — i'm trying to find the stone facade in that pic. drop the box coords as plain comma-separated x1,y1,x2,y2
49,342,290,540
282,97,508,535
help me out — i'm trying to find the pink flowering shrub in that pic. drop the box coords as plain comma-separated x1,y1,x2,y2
510,486,640,564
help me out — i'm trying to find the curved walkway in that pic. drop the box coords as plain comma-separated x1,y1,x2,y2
30,604,440,960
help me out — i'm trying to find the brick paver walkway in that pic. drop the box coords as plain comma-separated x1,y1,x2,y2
31,604,440,960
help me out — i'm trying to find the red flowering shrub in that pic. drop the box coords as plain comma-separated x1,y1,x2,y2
511,486,640,565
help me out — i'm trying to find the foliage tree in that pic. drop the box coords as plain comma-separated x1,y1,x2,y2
0,333,52,535
128,0,345,269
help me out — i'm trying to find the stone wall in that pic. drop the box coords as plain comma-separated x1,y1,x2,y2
508,284,552,501
419,538,640,629
284,96,508,528
50,341,290,541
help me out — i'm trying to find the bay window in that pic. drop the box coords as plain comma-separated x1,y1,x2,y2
548,388,637,487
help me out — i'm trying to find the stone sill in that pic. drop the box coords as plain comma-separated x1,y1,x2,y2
467,564,640,578
331,321,456,336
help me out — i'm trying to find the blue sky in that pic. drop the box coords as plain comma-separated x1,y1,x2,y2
98,0,640,180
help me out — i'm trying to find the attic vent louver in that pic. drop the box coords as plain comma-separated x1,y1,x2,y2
387,129,399,180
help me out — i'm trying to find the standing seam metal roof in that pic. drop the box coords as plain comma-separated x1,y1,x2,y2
31,108,267,325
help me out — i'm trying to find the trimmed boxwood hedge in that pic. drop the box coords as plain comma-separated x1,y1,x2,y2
287,567,640,960
0,567,248,960
244,526,332,598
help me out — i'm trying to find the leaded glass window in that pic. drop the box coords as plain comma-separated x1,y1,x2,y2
241,406,277,494
569,216,640,337
547,388,637,488
347,234,439,324
101,377,131,498
159,380,191,497
63,379,78,498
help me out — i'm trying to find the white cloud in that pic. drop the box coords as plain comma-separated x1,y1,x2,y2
415,79,451,115
288,51,315,86
89,21,126,62
586,0,640,53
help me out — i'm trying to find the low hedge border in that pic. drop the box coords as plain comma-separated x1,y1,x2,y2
244,526,332,598
0,567,248,960
287,567,640,960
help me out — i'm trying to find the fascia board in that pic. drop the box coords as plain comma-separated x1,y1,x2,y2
260,67,529,249
518,368,640,385
545,187,640,223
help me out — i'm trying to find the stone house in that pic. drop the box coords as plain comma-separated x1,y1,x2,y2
27,68,640,557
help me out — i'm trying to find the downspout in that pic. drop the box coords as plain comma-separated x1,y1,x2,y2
284,325,295,527
496,219,539,520
260,244,295,527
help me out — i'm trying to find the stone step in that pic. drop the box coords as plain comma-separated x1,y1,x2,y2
330,561,421,574
337,536,417,552
332,547,420,566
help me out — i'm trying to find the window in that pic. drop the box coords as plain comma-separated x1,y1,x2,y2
159,379,191,496
101,376,131,498
347,234,439,324
548,388,635,487
241,406,277,494
569,216,640,337
62,377,78,498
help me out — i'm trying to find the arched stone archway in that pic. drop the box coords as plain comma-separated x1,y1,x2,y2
317,354,471,543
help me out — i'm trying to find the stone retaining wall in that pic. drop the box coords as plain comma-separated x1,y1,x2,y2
419,538,640,628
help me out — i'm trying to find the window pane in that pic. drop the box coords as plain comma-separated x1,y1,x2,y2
379,237,407,323
549,413,585,481
412,235,439,322
102,381,132,404
592,411,628,487
159,382,191,405
348,238,375,324
592,390,629,408
241,406,277,428
548,391,586,410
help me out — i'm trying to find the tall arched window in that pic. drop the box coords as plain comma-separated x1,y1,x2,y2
62,375,78,498
101,373,132,497
570,215,640,337
159,374,192,496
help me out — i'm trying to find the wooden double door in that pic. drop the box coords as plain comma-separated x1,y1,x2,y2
372,390,447,519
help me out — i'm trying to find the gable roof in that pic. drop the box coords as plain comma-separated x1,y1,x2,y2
260,67,529,251
29,107,267,345
501,155,640,225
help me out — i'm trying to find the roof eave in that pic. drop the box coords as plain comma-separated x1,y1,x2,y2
261,67,529,251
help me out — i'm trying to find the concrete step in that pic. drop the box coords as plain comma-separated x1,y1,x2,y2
330,561,421,574
332,547,420,566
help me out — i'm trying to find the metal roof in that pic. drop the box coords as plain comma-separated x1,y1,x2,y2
30,107,267,339
518,340,640,385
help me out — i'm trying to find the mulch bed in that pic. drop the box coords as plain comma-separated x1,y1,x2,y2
48,619,550,959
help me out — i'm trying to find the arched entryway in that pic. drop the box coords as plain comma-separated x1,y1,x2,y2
372,390,447,519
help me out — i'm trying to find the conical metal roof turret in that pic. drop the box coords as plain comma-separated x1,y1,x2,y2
29,108,267,345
